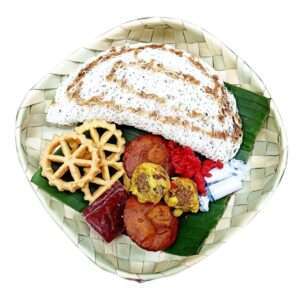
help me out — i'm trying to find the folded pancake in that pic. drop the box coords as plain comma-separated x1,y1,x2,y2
47,44,242,161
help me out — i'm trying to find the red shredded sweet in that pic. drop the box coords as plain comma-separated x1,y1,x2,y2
166,141,223,195
167,141,201,178
201,159,224,177
194,171,206,195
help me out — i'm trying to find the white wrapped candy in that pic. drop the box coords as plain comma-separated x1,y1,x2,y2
198,159,249,212
205,159,249,184
207,176,243,201
205,163,232,184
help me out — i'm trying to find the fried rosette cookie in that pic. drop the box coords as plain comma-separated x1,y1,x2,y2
40,133,99,192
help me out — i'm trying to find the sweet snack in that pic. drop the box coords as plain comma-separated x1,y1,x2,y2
165,178,199,217
31,42,270,256
123,134,171,177
123,196,178,251
72,119,126,202
129,162,170,204
83,182,128,242
75,119,125,163
82,161,125,202
40,133,99,192
47,44,243,162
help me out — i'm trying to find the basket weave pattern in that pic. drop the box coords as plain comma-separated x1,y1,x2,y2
15,17,287,281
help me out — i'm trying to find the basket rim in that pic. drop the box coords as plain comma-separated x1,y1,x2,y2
15,16,288,282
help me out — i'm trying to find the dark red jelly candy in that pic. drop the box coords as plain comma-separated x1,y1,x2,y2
83,182,128,242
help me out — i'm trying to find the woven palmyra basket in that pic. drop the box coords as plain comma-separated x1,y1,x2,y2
15,17,287,281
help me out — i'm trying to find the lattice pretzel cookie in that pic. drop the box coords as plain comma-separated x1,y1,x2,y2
75,119,125,163
82,161,125,203
40,133,100,192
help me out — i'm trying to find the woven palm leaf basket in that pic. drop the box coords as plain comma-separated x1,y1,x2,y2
15,17,287,281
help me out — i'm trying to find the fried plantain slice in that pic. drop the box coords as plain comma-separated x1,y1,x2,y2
124,197,178,251
123,134,171,177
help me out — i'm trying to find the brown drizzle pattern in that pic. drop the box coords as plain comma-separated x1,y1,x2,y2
65,44,242,142
75,97,233,140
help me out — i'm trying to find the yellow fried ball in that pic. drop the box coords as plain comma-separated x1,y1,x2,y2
165,177,199,216
130,162,170,204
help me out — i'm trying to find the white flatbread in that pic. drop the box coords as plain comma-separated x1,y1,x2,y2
47,44,243,161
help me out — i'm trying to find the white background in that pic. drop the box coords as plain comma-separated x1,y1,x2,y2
1,0,299,299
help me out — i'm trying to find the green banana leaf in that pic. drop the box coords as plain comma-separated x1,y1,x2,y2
31,83,270,256
31,169,89,212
